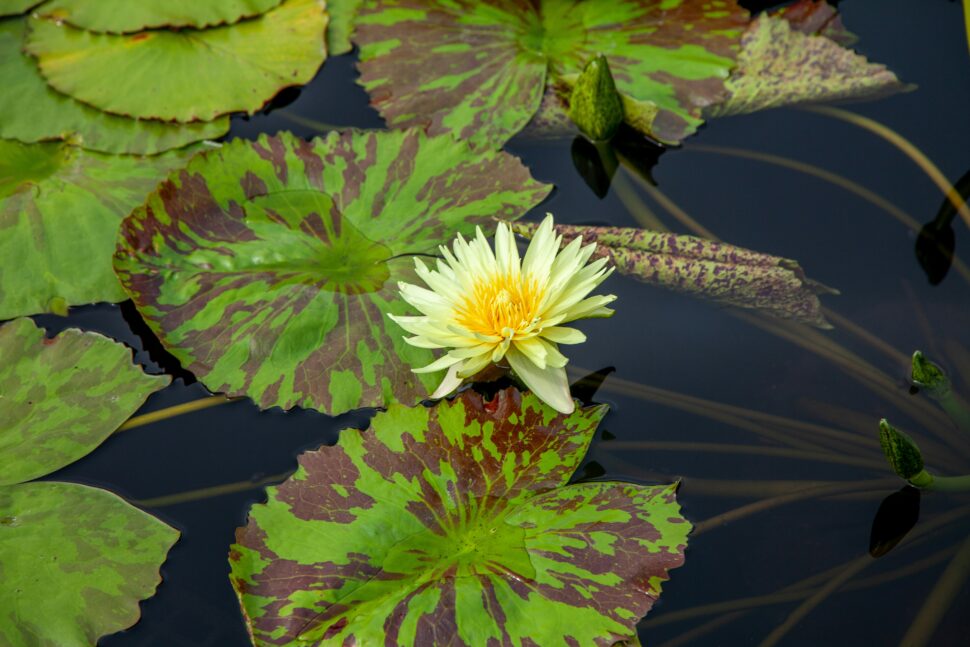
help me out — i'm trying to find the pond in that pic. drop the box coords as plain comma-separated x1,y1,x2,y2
3,0,969,645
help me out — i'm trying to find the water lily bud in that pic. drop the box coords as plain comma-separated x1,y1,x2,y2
568,55,624,142
911,351,950,397
878,419,924,480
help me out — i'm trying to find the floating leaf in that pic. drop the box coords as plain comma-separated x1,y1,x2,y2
355,0,747,148
510,220,837,328
705,15,907,119
0,317,169,486
0,18,227,154
114,129,551,414
38,0,284,33
0,138,205,319
0,481,179,646
0,0,42,17
26,0,328,122
230,388,689,646
326,0,362,55
771,0,857,46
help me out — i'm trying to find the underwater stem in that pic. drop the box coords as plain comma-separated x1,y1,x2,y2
801,105,970,231
116,395,232,432
898,533,970,647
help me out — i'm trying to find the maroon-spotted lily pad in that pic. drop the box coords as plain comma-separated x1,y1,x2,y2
230,388,690,646
705,13,907,118
114,129,551,415
771,0,857,46
510,220,837,328
355,0,748,149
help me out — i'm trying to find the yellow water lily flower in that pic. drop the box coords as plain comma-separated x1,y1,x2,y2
389,214,616,413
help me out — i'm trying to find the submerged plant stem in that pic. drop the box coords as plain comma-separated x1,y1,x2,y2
898,533,970,647
758,555,873,647
611,170,668,231
116,395,232,432
609,441,887,470
132,471,292,507
801,105,970,231
691,479,899,536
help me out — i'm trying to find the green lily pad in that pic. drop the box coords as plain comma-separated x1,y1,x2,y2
511,220,837,328
0,481,179,646
0,0,41,17
705,15,907,118
355,0,748,149
114,129,551,414
0,138,206,319
230,388,690,646
0,317,169,486
25,0,328,123
326,0,362,55
0,18,228,154
38,0,284,33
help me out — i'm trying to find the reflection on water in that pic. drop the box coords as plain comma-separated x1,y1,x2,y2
31,0,970,645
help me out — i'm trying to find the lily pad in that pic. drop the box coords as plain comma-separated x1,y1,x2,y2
26,0,328,123
355,0,748,149
38,0,284,33
326,0,362,55
114,129,551,414
230,388,690,646
771,0,857,46
0,18,228,154
0,481,179,646
705,15,907,118
510,220,837,328
0,0,42,17
0,317,169,486
0,138,206,319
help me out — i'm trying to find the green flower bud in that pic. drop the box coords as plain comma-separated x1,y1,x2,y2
568,55,624,142
911,350,950,397
878,419,924,480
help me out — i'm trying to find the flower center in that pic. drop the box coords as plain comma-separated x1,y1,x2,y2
457,271,544,339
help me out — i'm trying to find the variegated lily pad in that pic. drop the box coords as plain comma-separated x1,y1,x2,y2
0,18,228,154
355,0,748,149
0,317,177,645
0,317,169,486
0,481,179,646
25,0,328,123
511,220,837,328
705,14,906,118
38,0,284,33
0,138,206,319
114,129,551,414
230,388,689,646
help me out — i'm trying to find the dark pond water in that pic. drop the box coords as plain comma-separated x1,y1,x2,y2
32,0,970,645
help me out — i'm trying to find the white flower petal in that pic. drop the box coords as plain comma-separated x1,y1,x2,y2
431,364,463,399
412,353,464,374
507,347,575,414
540,326,586,345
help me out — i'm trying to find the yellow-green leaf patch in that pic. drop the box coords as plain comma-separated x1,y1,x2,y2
0,18,228,154
38,0,285,33
0,138,206,319
0,482,179,646
230,389,690,646
113,129,551,414
25,0,328,123
0,317,169,486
